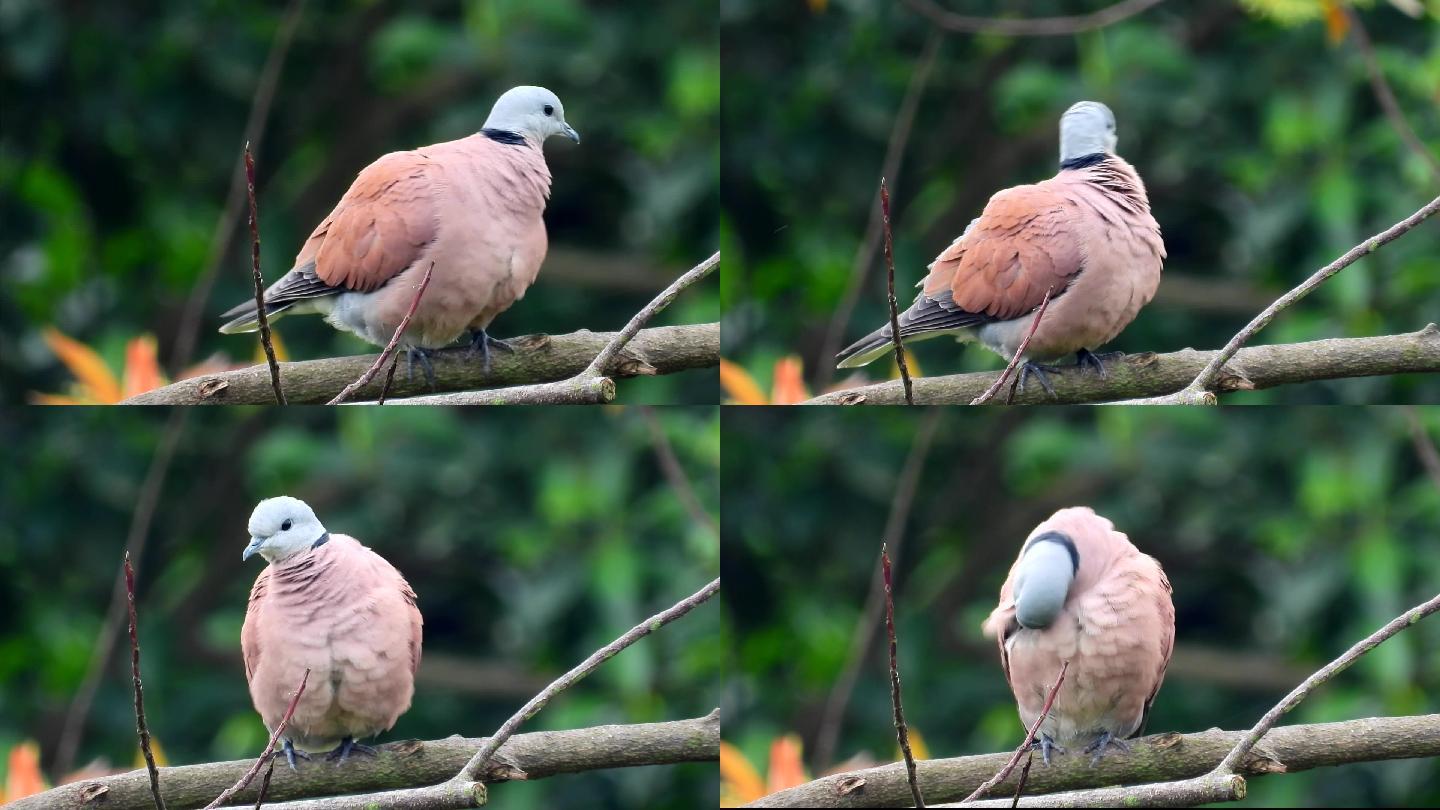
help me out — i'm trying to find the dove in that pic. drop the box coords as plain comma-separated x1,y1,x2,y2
982,506,1174,765
219,86,580,381
240,496,423,768
837,101,1166,394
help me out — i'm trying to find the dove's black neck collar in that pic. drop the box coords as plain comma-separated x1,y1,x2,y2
1060,152,1108,171
482,128,527,146
311,532,330,550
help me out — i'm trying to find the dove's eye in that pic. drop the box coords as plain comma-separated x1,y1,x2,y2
281,519,292,531
543,104,554,117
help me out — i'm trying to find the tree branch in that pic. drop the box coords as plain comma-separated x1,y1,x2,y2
938,773,1245,808
882,546,924,807
121,323,718,405
17,713,719,810
203,669,309,809
124,553,166,810
243,142,285,404
803,327,1440,405
880,179,915,406
1142,194,1440,404
742,714,1440,808
457,577,721,782
364,251,719,406
900,0,1165,36
327,261,434,405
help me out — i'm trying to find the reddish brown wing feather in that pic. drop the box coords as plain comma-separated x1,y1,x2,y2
923,183,1086,320
300,152,438,293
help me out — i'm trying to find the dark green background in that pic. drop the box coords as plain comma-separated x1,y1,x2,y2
722,406,1440,806
720,0,1439,402
2,0,719,403
0,406,720,809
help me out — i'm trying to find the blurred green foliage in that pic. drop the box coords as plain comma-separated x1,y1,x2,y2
721,406,1440,807
1,0,719,403
720,0,1440,402
0,405,719,809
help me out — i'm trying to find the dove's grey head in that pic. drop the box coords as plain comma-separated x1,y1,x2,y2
1012,531,1079,630
243,496,329,564
1058,101,1117,165
485,85,580,145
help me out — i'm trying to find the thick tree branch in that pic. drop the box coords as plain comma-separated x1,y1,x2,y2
121,323,718,405
743,714,1439,808
1145,194,1440,404
17,713,719,810
805,328,1440,405
938,773,1245,808
901,0,1165,36
353,251,719,405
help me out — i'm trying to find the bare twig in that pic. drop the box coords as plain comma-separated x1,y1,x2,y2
818,30,943,392
582,252,718,379
961,661,1069,804
56,409,189,776
252,759,276,810
245,143,286,404
880,180,915,406
970,286,1054,406
1145,195,1440,404
883,546,924,808
1214,590,1440,775
327,261,435,405
805,327,1440,405
125,553,166,810
455,577,721,783
815,410,943,770
377,354,402,405
170,0,306,373
901,0,1165,36
1009,753,1034,808
1344,6,1440,183
205,669,311,809
640,406,718,538
394,252,719,406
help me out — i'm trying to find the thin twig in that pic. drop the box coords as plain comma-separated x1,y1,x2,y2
170,0,306,373
961,661,1069,804
818,30,943,392
814,410,943,770
883,545,924,808
327,261,435,405
881,179,915,406
125,553,166,810
1345,6,1440,183
252,758,276,810
454,577,721,784
205,669,311,809
970,286,1053,405
1404,407,1440,494
1009,752,1034,808
639,406,718,538
397,252,719,406
55,409,189,776
582,252,719,379
245,142,286,404
1155,195,1440,404
377,353,402,405
1213,590,1440,775
901,0,1164,36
